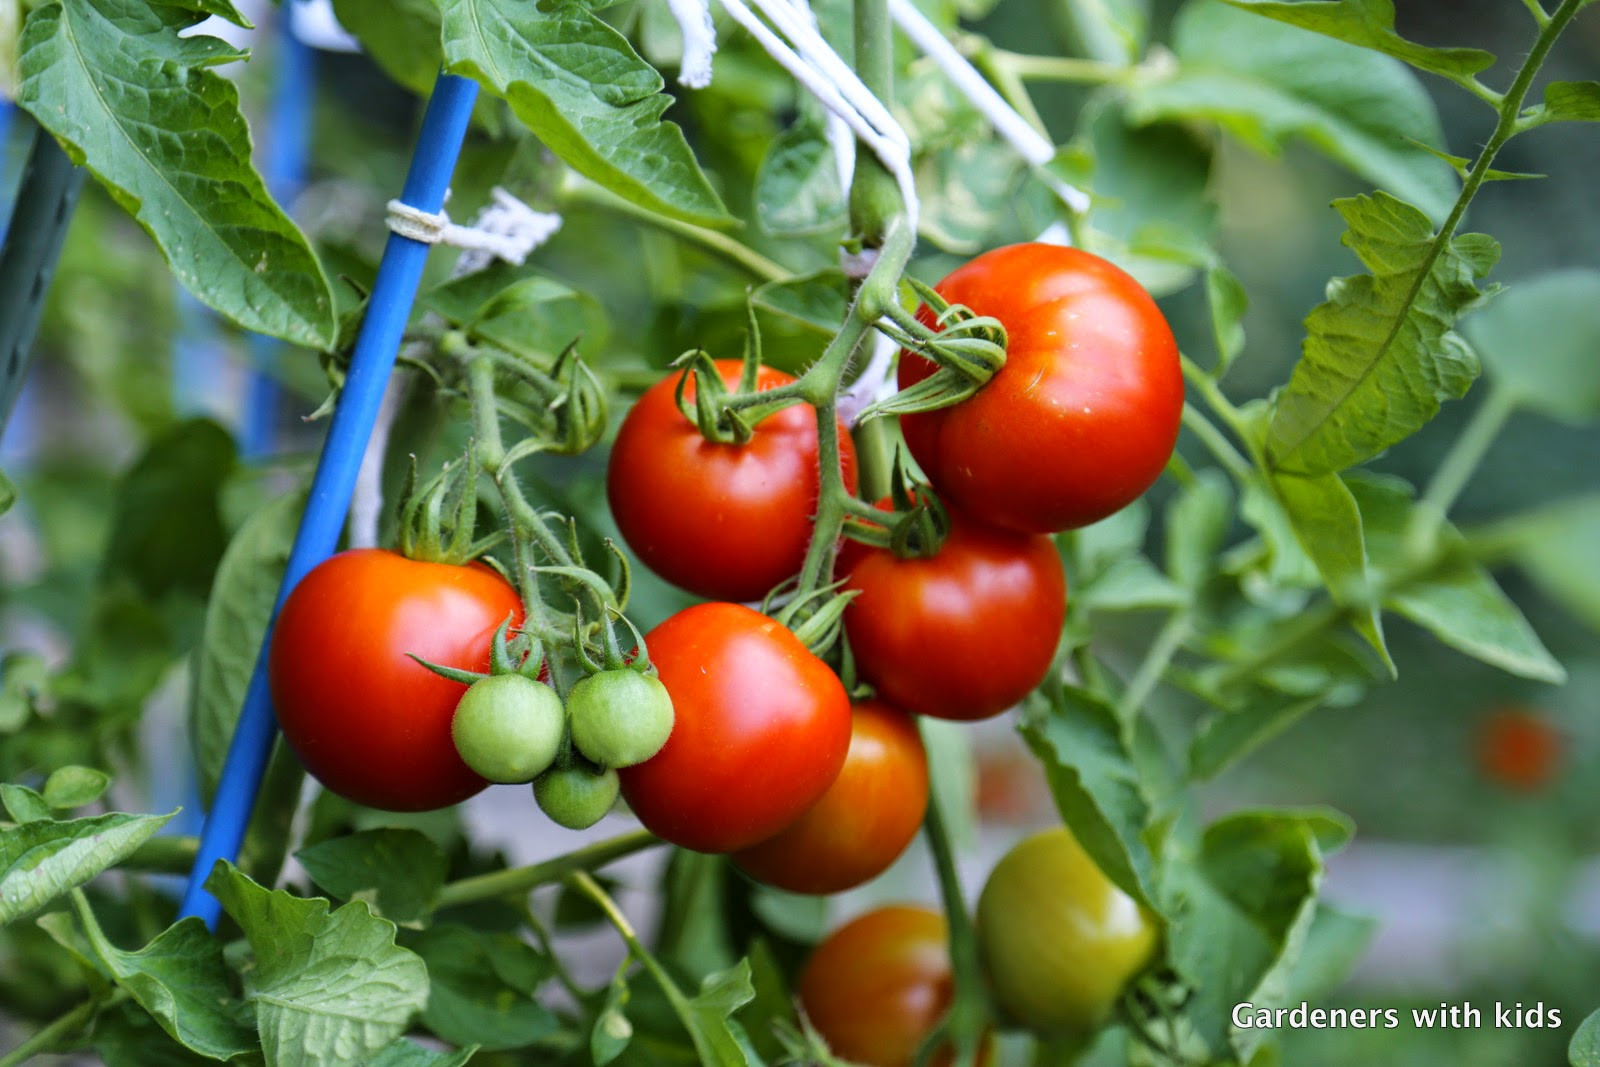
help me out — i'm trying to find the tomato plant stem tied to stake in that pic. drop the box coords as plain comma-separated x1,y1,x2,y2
268,549,524,812
900,243,1183,533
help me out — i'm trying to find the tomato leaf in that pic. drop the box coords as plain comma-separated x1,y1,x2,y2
1021,686,1160,909
411,924,559,1051
592,965,633,1066
1123,0,1457,221
1464,269,1600,423
1206,264,1249,377
751,270,851,338
1,783,53,823
754,117,847,238
1523,80,1600,128
682,959,759,1067
422,264,610,364
19,0,336,349
1286,904,1378,1003
1165,470,1233,591
367,1040,480,1067
1222,0,1494,84
1496,495,1600,634
1350,473,1566,683
190,487,305,800
0,809,173,924
69,897,257,1060
42,766,111,811
205,862,429,1067
1189,695,1324,780
329,0,445,98
295,829,449,930
1159,809,1342,1058
1269,470,1391,669
1053,0,1149,64
439,0,730,227
1266,194,1498,476
1572,1008,1600,1067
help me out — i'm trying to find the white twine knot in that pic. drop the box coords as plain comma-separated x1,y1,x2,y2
386,187,563,270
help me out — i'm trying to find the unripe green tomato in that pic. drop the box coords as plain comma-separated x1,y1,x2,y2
534,764,621,829
450,674,565,784
568,669,675,769
976,825,1158,1037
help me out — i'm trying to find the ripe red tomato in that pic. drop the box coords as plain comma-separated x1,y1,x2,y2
268,549,523,812
839,505,1066,721
617,602,851,852
799,905,989,1067
607,359,859,602
733,701,927,894
1476,705,1563,791
899,243,1182,533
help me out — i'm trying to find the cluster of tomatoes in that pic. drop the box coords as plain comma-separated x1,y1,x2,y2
264,243,1181,1061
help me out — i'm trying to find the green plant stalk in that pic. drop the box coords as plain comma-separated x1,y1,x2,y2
0,990,124,1067
853,416,897,502
1180,403,1253,485
1179,355,1259,464
1407,383,1515,556
120,834,200,874
993,49,1135,86
562,180,791,284
1115,610,1190,723
919,723,988,1067
848,0,903,249
434,828,661,910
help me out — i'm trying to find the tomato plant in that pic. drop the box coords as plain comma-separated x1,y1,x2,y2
976,826,1159,1037
733,700,927,894
607,359,859,602
840,505,1066,720
616,602,852,853
268,549,523,812
898,243,1183,533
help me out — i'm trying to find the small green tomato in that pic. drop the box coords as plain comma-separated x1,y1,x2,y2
450,674,565,784
534,763,621,829
568,668,675,769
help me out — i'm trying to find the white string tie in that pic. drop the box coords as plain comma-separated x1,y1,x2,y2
668,0,719,88
386,187,562,270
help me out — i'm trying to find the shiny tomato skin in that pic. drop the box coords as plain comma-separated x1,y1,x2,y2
269,549,523,812
617,602,851,853
607,359,859,602
840,505,1066,721
977,826,1159,1036
899,243,1183,533
733,701,928,894
799,905,991,1067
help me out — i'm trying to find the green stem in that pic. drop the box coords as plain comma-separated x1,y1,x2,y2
1179,403,1252,485
121,834,199,874
434,829,661,910
993,50,1131,85
0,991,121,1067
848,0,903,247
1210,599,1345,691
1408,384,1514,556
561,181,789,284
919,720,988,1067
1179,354,1256,455
1115,610,1189,724
853,416,897,502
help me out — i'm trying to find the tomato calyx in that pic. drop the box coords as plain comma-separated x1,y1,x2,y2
396,449,504,566
670,346,809,445
771,581,858,660
842,458,952,560
409,613,544,685
859,278,1008,423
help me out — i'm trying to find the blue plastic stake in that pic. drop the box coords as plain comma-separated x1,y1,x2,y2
242,4,316,458
178,72,481,927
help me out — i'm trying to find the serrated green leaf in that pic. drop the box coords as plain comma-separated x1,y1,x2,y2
330,0,445,97
1021,687,1158,909
440,0,729,227
422,265,609,364
683,959,757,1067
1350,473,1565,683
191,487,305,800
73,899,257,1060
368,1039,480,1067
295,829,449,929
1224,0,1493,83
1166,470,1233,590
754,117,846,237
413,924,557,1051
1287,905,1377,1002
750,270,849,337
1267,194,1496,475
1124,0,1456,220
206,862,429,1067
19,0,337,348
1464,269,1600,423
42,766,111,810
1525,80,1600,127
154,0,252,27
1,810,172,924
1573,1008,1600,1067
2,784,52,823
1207,264,1249,375
1190,695,1323,779
1161,810,1334,1054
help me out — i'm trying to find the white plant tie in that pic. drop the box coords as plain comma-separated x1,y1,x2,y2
668,0,719,88
887,0,1089,226
386,187,562,270
287,0,361,53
